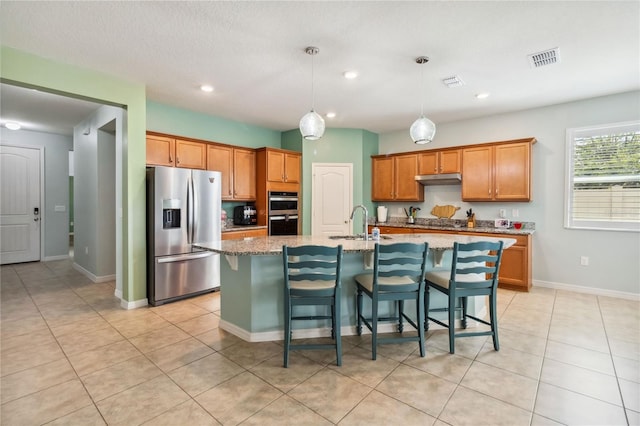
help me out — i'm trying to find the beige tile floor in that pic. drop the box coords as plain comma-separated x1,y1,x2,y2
1,259,639,425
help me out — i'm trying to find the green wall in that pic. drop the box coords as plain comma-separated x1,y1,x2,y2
288,128,378,235
146,101,281,149
1,46,147,303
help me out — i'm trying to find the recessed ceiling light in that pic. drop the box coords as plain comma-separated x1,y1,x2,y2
343,71,358,79
475,93,490,99
200,85,214,92
4,122,21,130
326,112,336,118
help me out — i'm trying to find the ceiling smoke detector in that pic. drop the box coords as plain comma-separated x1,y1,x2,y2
528,47,560,68
442,75,465,88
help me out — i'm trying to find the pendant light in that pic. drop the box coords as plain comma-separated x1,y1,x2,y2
299,46,325,141
410,56,436,144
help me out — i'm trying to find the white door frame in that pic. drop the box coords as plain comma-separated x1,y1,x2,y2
311,162,353,236
0,144,46,263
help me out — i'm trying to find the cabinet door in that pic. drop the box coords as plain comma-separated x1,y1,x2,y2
462,146,493,201
233,149,256,200
146,135,175,167
266,150,285,182
499,245,529,289
439,149,461,173
417,152,438,175
284,153,300,183
372,157,395,201
394,154,423,201
175,139,206,169
207,145,233,199
494,143,531,201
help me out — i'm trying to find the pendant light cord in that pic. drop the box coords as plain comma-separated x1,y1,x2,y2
311,51,316,111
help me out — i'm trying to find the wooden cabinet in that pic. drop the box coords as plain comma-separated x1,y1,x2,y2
417,149,461,175
146,135,175,167
207,145,256,201
372,153,423,201
368,225,413,235
264,149,300,184
462,139,533,201
466,231,532,291
207,145,233,198
175,139,207,169
233,148,256,200
255,148,302,226
146,134,206,169
221,227,267,240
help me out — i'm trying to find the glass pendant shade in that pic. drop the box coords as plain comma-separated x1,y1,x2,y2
410,115,436,144
299,110,325,140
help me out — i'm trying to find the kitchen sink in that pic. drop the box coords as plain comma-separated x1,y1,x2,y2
328,234,392,240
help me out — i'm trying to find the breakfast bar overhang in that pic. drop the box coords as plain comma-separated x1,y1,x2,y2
194,234,516,342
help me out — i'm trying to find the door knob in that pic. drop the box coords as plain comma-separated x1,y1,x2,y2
34,218,39,222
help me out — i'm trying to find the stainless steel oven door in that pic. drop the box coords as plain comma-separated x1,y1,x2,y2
269,214,298,235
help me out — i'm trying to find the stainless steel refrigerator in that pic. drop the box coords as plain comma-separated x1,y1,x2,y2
146,166,221,306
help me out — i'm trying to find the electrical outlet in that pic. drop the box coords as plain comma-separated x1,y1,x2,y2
580,256,589,266
512,209,519,217
499,209,506,218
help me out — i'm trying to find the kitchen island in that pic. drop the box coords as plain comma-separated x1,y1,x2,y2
194,234,516,342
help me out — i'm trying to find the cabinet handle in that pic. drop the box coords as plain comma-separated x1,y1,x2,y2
169,155,173,163
176,157,180,164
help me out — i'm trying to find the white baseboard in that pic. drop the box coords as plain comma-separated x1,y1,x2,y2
220,320,428,343
120,298,148,310
114,288,122,299
534,279,640,301
44,254,70,261
72,262,115,283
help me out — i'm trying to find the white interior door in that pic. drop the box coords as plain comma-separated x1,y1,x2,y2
312,163,352,236
0,145,42,264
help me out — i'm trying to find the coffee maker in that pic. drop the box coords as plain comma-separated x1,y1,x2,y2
233,204,257,225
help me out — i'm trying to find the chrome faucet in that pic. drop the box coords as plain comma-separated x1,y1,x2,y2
350,205,369,241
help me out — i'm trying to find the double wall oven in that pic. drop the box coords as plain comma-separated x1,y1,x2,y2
268,191,298,235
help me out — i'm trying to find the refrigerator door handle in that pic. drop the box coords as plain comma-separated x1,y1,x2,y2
157,251,215,264
187,175,195,244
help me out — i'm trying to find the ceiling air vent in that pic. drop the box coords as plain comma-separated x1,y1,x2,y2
528,47,560,68
442,75,465,88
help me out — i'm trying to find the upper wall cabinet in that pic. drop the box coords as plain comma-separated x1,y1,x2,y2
146,134,175,167
417,149,461,175
207,145,256,201
461,138,535,201
232,148,256,200
372,153,424,201
146,133,206,170
262,148,301,184
175,139,207,169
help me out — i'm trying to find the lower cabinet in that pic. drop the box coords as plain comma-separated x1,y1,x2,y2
371,225,532,291
466,232,532,291
221,228,268,240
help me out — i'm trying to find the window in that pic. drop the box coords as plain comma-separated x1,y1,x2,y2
565,121,640,231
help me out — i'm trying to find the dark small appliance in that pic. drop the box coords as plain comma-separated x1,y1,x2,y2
233,205,257,225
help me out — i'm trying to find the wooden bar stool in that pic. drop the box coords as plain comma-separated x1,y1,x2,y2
282,244,344,367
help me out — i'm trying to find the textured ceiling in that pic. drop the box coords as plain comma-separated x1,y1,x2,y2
1,1,638,136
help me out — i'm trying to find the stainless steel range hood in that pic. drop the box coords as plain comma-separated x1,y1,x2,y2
415,173,462,185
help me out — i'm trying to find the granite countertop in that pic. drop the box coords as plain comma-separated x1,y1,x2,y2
372,218,535,235
194,233,517,256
